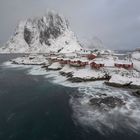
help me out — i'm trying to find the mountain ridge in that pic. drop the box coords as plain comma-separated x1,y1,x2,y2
0,11,82,53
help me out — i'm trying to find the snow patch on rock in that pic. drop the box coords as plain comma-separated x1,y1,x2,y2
0,11,82,53
132,51,140,72
48,62,62,70
12,54,49,65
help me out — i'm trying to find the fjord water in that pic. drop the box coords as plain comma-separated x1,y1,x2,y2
0,54,140,140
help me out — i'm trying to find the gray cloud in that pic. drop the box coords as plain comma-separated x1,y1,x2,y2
0,0,140,50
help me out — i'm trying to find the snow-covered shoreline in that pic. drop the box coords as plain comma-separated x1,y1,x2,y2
4,51,140,89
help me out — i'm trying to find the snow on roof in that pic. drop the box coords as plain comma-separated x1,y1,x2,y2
64,53,77,57
50,56,57,59
92,57,132,67
70,58,88,62
92,58,114,66
70,58,80,61
63,58,70,61
57,57,64,60
115,60,132,65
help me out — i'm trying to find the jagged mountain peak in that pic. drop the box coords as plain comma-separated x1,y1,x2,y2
0,11,81,53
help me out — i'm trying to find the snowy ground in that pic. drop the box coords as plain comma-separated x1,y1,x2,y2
132,52,140,72
12,54,49,65
9,54,140,87
48,62,62,70
107,74,140,88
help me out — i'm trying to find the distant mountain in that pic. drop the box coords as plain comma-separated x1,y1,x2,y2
135,48,140,52
81,37,104,50
0,11,81,53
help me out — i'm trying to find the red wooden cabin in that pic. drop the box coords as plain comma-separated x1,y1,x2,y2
90,62,105,69
70,60,88,67
114,63,133,69
87,54,96,60
59,59,70,64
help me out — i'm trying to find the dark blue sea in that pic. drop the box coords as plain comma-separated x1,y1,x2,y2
0,54,140,140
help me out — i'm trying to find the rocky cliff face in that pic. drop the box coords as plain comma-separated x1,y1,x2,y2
0,11,81,53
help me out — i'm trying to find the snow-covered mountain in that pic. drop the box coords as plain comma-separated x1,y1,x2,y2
0,11,82,53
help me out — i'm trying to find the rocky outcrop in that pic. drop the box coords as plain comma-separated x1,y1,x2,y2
104,74,140,89
59,71,73,78
68,77,108,83
105,81,140,89
89,96,125,110
0,11,81,53
132,90,140,97
11,55,49,65
47,62,63,70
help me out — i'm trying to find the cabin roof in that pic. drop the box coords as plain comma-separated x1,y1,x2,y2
50,56,57,59
70,58,88,62
115,60,132,65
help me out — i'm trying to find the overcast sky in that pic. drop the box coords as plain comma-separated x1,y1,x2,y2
0,0,140,49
